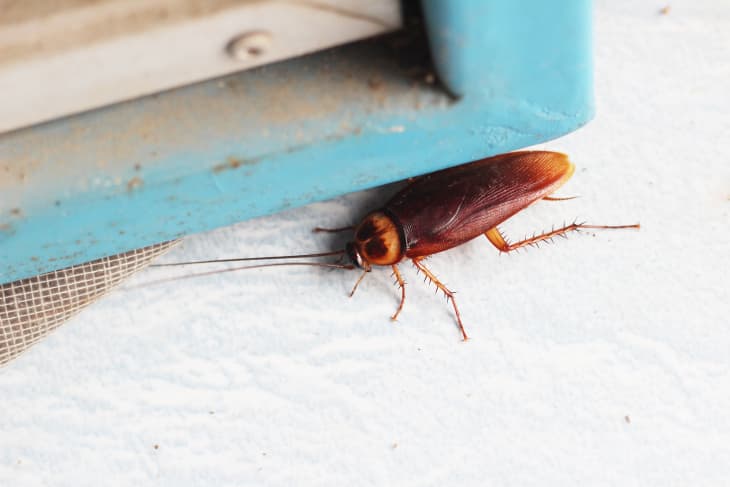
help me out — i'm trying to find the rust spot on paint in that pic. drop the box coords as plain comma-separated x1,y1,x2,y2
127,176,144,191
9,208,22,217
368,77,383,90
134,163,142,171
0,222,13,233
212,156,261,173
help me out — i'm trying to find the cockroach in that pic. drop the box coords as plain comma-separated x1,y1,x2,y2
153,151,639,340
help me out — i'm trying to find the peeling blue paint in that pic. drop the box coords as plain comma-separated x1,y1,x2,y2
0,1,593,283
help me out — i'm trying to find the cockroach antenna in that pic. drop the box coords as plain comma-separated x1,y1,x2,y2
149,249,346,267
141,261,355,288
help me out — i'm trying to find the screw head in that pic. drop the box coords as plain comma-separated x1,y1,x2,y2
227,31,272,61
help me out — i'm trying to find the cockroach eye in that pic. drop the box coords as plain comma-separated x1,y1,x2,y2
346,242,369,270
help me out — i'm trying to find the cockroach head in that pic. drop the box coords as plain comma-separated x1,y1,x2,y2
345,242,371,271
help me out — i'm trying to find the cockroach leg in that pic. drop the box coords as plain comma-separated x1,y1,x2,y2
543,195,578,201
484,222,640,253
313,225,356,233
349,270,369,297
411,258,468,341
390,264,406,321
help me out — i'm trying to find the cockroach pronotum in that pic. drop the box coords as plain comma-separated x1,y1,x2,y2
153,151,639,340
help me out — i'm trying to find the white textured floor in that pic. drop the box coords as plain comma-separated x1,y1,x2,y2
2,1,729,486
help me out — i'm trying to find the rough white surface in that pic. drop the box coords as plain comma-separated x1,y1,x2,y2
2,1,729,485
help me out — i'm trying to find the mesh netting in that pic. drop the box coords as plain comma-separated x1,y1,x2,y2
0,241,178,366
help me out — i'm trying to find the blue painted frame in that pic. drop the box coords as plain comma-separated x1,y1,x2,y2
0,0,593,283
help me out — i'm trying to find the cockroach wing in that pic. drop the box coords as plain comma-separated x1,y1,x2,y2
384,151,575,258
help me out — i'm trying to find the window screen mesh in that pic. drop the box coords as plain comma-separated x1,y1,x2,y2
0,241,177,366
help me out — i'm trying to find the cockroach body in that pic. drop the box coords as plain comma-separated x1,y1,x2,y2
155,151,638,340
337,151,637,340
347,151,577,269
